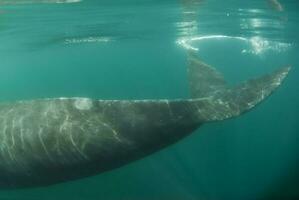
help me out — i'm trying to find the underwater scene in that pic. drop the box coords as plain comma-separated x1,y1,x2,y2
0,0,298,199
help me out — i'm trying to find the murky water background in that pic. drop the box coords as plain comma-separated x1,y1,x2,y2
0,0,298,199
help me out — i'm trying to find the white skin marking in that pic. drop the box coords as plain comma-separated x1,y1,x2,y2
6,109,14,115
60,102,89,160
56,102,74,155
74,98,92,110
11,119,16,148
165,100,174,117
18,117,25,149
1,122,7,149
100,120,121,142
1,113,16,164
69,132,89,160
59,115,70,132
38,128,52,161
1,120,14,165
194,103,208,120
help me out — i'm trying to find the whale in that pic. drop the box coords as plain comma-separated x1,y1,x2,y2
0,53,290,188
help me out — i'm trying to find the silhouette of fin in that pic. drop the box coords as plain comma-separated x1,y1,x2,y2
225,66,290,114
187,52,227,98
187,53,291,121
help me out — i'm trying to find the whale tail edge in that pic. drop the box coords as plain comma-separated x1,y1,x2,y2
187,53,291,121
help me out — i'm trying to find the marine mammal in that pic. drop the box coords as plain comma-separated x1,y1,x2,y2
0,54,290,188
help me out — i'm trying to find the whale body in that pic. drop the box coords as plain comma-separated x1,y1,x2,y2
0,54,291,188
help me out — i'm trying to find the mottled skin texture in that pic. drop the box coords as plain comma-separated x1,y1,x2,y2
0,49,290,188
0,0,290,189
0,98,201,188
0,55,290,188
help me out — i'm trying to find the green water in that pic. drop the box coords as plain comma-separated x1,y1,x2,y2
0,0,298,199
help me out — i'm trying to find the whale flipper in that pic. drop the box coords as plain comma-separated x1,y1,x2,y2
0,53,291,188
187,53,227,98
187,53,291,121
210,66,290,120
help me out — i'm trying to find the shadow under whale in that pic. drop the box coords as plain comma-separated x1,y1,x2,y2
0,53,291,188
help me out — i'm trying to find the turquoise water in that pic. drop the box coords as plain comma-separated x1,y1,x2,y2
0,0,298,199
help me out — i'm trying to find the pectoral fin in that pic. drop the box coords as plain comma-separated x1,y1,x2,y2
187,52,227,98
187,53,291,121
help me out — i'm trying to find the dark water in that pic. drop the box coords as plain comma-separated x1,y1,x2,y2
0,0,298,199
